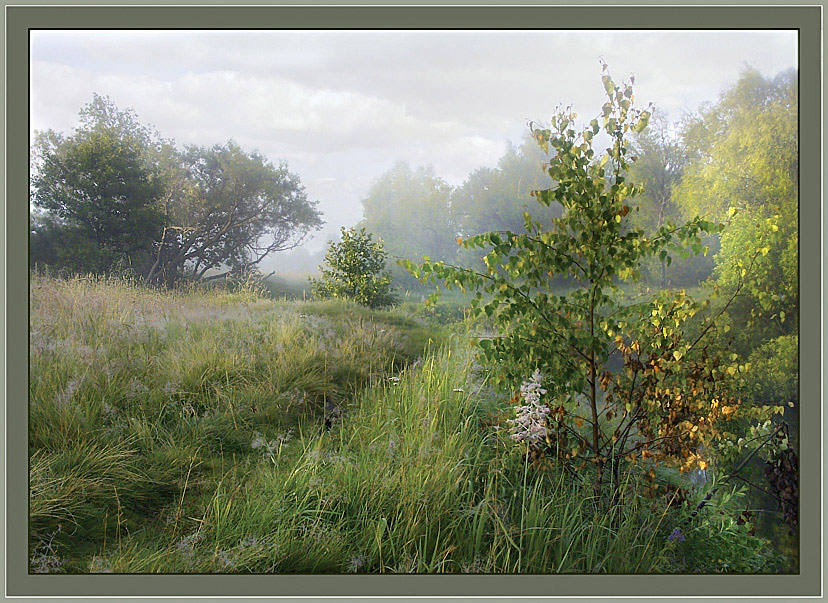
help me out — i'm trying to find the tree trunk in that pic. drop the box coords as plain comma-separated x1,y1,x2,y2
589,287,604,499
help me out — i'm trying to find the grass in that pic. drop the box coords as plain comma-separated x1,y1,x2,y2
29,273,782,574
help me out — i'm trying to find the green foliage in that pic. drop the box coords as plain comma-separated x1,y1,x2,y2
310,227,396,308
745,335,798,408
30,96,166,275
30,95,323,286
402,64,781,496
674,67,798,353
665,485,781,573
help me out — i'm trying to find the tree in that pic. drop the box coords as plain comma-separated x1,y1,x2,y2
309,227,396,308
452,134,562,238
451,135,564,273
673,67,797,354
404,65,782,499
359,162,456,288
30,95,323,286
145,141,323,286
627,110,712,287
30,95,166,275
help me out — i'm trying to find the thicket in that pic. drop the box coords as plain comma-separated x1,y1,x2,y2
404,64,797,540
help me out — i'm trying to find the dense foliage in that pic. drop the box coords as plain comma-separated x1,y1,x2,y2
674,67,798,356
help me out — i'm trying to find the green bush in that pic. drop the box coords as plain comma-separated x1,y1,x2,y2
745,335,798,406
310,227,396,308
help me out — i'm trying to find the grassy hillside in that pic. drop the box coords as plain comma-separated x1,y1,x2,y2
29,274,779,574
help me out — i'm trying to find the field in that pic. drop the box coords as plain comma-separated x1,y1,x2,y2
28,273,785,574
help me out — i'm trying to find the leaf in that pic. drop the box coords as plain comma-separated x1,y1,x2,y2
602,75,616,96
632,111,650,133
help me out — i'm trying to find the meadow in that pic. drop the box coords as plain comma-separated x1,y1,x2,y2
29,273,783,574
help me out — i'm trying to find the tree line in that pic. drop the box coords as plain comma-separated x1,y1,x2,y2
30,94,323,286
358,67,796,312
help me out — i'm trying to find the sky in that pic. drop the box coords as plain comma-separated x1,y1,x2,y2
30,30,798,252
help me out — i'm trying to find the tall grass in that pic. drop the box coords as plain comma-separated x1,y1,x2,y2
29,273,774,574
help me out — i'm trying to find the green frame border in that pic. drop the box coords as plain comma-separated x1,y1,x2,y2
4,2,821,598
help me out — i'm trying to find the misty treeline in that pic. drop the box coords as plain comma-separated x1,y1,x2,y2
30,66,797,359
360,65,798,417
357,68,795,304
30,94,323,287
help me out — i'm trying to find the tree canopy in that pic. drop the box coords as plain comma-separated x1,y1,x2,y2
673,67,798,353
359,162,456,287
30,95,323,286
31,96,166,275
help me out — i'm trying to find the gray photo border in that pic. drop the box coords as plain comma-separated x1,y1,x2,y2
4,1,822,599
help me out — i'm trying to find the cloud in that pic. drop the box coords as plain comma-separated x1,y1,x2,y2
30,29,797,251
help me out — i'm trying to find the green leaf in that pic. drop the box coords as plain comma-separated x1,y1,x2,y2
602,75,616,96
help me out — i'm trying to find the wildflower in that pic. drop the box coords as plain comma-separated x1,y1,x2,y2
506,369,551,445
239,535,261,549
162,381,179,396
215,550,237,571
668,528,685,543
126,379,149,399
88,556,113,573
176,530,204,559
30,528,64,574
346,554,367,573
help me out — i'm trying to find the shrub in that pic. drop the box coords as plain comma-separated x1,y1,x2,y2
745,335,798,406
310,227,396,308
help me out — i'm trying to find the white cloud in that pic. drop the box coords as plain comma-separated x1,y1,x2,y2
30,29,797,252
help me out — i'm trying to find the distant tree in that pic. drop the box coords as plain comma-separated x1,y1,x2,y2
452,134,561,237
359,162,456,287
145,141,323,286
309,227,396,308
626,110,711,287
30,95,166,275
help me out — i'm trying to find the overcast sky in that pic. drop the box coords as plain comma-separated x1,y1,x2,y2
31,30,797,251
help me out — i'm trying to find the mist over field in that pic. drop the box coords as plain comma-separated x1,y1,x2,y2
28,30,799,578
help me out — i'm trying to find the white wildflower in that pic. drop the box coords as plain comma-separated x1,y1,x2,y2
506,369,551,445
56,378,82,407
